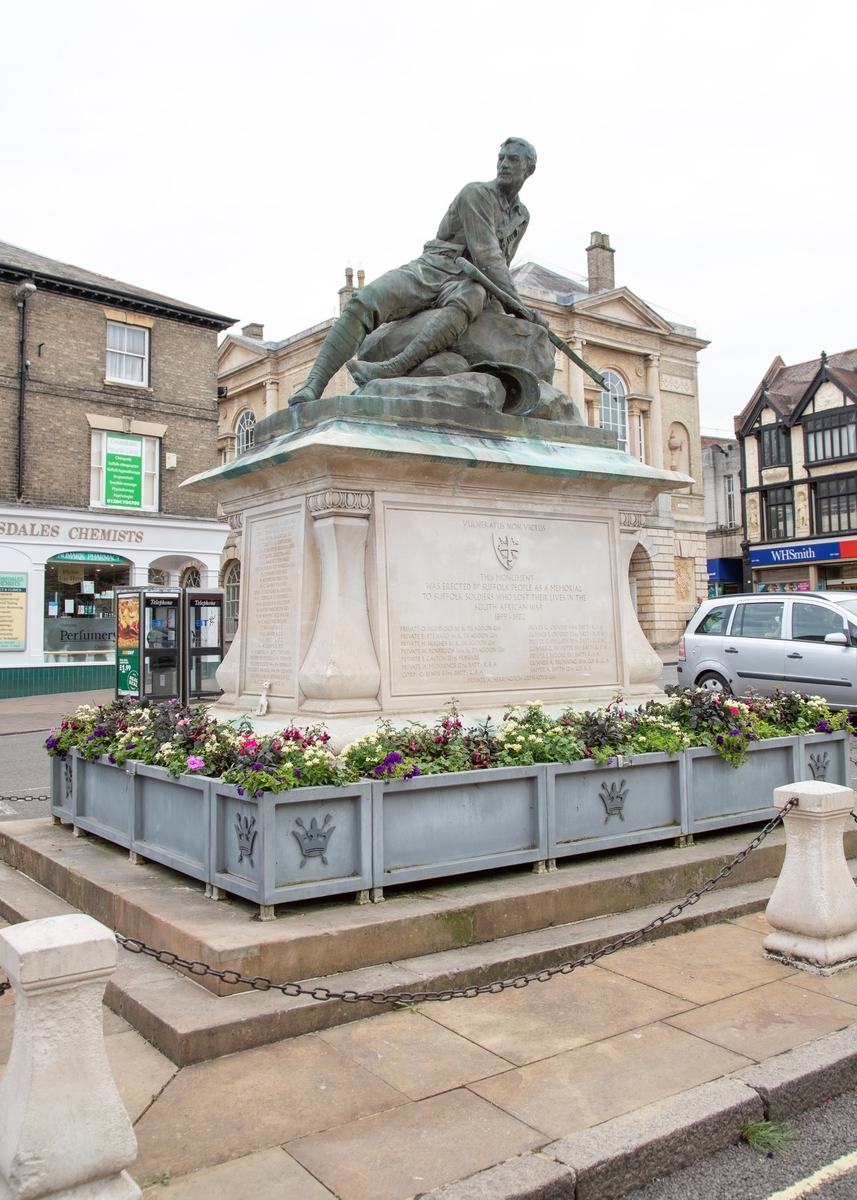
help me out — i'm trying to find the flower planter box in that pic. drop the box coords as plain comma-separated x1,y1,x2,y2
72,753,135,848
49,730,851,908
548,753,684,861
130,762,212,884
210,780,373,906
683,730,851,836
371,765,547,889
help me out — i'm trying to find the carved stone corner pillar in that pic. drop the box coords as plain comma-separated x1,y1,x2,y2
299,490,381,713
618,514,662,687
646,354,665,470
265,378,280,418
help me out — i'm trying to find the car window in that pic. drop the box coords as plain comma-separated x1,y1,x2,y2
695,605,733,635
731,601,784,640
791,602,847,643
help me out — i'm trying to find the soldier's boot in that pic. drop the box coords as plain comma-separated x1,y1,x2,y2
347,305,469,384
290,300,374,404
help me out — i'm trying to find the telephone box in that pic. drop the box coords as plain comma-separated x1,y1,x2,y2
184,588,224,700
115,587,183,703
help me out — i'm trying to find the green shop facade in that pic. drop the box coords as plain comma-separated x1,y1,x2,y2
0,507,225,698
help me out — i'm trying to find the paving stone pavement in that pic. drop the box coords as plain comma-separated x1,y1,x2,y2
4,910,857,1199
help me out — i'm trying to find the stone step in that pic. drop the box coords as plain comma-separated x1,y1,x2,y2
3,820,855,1065
5,816,848,998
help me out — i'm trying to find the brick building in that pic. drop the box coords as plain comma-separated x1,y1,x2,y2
0,241,235,697
737,348,857,593
216,235,709,647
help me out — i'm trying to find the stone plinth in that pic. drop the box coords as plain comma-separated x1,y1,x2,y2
765,780,857,973
183,396,690,743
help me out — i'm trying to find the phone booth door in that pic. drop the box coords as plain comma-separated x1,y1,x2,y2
115,588,142,700
143,592,181,700
185,590,224,699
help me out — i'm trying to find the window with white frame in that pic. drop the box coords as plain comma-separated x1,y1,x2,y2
106,321,149,385
235,409,256,455
223,560,240,637
599,370,628,452
724,474,737,527
90,430,159,510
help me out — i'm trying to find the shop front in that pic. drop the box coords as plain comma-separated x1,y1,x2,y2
0,506,227,697
707,556,743,598
749,537,857,595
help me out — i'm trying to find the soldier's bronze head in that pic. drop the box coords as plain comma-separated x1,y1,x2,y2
499,137,537,181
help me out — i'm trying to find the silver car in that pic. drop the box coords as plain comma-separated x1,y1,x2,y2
678,591,857,707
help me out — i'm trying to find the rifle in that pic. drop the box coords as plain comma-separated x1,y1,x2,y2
456,257,609,391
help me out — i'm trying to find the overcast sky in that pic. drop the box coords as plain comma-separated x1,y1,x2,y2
3,0,855,433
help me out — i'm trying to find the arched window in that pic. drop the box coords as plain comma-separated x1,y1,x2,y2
599,370,628,453
235,409,256,455
223,560,240,637
180,564,201,588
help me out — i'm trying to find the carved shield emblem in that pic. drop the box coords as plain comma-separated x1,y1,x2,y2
494,534,519,570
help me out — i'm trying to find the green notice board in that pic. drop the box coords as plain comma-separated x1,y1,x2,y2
105,434,143,508
0,573,27,650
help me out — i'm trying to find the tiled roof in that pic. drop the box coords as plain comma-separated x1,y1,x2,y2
512,261,589,303
0,239,235,329
738,348,857,428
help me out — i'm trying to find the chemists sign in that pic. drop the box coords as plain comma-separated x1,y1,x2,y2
0,573,26,651
105,435,143,508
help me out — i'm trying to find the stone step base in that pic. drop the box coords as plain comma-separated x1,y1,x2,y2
5,816,848,998
3,820,849,1065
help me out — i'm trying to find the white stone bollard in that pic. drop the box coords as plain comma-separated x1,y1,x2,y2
764,780,857,974
0,914,141,1200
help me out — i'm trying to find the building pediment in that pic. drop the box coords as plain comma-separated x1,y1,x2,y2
218,336,269,375
572,287,674,335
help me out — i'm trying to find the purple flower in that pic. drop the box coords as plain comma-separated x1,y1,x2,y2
729,728,741,737
373,750,404,777
249,762,264,771
816,720,832,733
294,769,301,778
45,735,60,751
186,755,205,772
716,735,724,746
108,753,116,764
125,743,136,751
254,788,264,798
404,765,421,779
92,727,106,738
236,786,245,796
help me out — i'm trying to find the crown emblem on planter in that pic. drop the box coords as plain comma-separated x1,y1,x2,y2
493,534,519,570
599,779,628,823
293,814,336,867
808,751,829,781
235,813,257,866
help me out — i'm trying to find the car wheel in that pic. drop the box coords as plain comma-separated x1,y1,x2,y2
695,671,732,695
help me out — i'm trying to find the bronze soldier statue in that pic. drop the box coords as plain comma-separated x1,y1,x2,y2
290,137,546,404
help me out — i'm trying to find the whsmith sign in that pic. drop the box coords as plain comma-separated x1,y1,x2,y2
750,539,857,566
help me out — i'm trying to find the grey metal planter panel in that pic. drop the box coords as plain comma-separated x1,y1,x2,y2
74,754,134,846
211,783,372,905
132,765,211,882
373,766,546,887
797,732,851,788
686,738,797,833
49,754,75,821
549,754,682,859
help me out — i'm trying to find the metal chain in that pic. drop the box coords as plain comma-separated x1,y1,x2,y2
0,795,50,803
109,801,798,1006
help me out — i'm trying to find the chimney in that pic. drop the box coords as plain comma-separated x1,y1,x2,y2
241,322,264,340
339,263,355,314
357,264,365,288
586,232,615,293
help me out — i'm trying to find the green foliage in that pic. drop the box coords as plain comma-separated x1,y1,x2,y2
742,1119,796,1155
44,687,851,791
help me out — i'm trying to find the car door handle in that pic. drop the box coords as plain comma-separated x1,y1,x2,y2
787,652,803,659
724,647,738,654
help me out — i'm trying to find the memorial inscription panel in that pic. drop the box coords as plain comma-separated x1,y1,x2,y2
242,509,302,697
384,506,619,697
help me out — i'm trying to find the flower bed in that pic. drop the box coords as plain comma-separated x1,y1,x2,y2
45,690,853,910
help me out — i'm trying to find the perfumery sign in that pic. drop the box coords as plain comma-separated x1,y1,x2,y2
104,434,143,508
0,573,26,651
